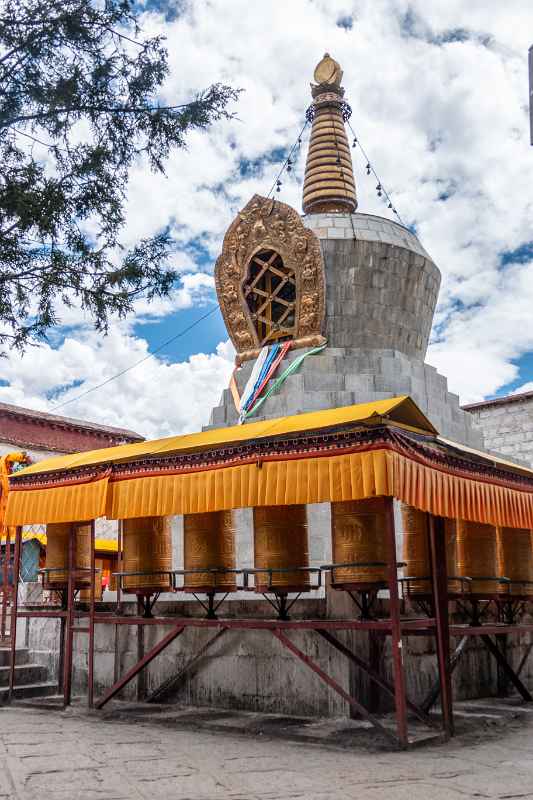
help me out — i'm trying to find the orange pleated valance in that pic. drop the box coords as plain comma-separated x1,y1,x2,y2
6,447,533,530
5,476,109,525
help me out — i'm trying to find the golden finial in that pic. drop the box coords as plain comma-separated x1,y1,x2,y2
302,54,357,215
313,53,343,88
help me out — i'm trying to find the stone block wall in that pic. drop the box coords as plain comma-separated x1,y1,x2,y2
464,394,533,468
208,346,484,449
304,213,441,361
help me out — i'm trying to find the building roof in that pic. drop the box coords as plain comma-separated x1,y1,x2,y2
0,400,143,444
463,389,533,412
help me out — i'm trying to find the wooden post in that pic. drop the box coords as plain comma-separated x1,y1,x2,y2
7,526,22,701
62,524,75,706
137,597,146,700
367,631,384,713
88,521,96,708
428,515,454,738
496,633,509,697
1,527,11,642
113,520,123,684
384,498,409,747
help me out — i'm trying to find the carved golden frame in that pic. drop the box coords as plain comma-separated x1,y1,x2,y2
214,195,326,363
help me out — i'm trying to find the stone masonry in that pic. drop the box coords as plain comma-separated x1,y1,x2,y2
464,391,533,468
305,213,441,359
210,345,483,448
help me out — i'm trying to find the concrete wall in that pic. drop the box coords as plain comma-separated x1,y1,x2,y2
465,395,533,468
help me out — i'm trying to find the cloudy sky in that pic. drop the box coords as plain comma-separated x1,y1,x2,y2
2,0,533,439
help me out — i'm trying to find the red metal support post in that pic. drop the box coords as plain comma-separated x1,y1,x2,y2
7,526,22,701
428,515,454,737
136,597,146,700
1,527,11,643
384,498,409,748
62,524,75,706
88,520,96,708
113,520,123,684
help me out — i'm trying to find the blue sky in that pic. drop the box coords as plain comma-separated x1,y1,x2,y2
2,0,532,439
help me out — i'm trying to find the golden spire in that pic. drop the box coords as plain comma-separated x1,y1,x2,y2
302,54,357,215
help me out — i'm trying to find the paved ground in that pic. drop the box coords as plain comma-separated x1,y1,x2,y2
1,701,533,799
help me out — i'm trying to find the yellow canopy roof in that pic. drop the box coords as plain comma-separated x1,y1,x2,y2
13,396,436,478
5,396,533,531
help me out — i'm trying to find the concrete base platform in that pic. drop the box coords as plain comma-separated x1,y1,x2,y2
11,695,533,751
3,697,533,799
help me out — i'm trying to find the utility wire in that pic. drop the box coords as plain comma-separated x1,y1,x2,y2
49,304,220,412
266,120,309,198
347,120,405,226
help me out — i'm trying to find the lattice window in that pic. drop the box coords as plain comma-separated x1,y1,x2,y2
243,250,296,345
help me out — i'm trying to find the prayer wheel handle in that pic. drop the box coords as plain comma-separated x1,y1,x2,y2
243,566,322,591
171,567,244,591
112,569,174,592
321,561,405,584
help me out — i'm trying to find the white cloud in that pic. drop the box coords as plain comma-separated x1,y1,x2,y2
511,382,533,396
0,326,235,439
4,0,533,436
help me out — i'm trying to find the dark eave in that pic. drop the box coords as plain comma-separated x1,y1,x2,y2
462,390,533,413
0,401,143,443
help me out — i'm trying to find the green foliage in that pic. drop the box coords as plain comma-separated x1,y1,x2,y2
0,0,239,350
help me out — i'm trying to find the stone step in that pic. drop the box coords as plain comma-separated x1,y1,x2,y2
0,647,30,667
0,682,58,703
0,663,49,687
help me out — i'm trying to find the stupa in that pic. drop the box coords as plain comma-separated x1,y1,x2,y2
209,54,483,449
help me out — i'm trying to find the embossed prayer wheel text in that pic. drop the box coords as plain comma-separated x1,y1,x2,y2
497,527,533,596
45,522,92,588
401,506,461,595
253,505,310,592
330,498,387,588
184,511,236,592
122,516,172,593
456,520,503,596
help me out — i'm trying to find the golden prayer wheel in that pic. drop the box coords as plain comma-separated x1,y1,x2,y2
456,520,503,596
45,522,92,589
79,557,103,602
330,498,388,589
497,527,533,597
401,506,461,595
122,516,173,594
444,518,461,595
183,511,236,592
253,504,310,593
401,504,429,595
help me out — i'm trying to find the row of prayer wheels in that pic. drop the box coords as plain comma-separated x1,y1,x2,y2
401,505,533,598
43,500,533,599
